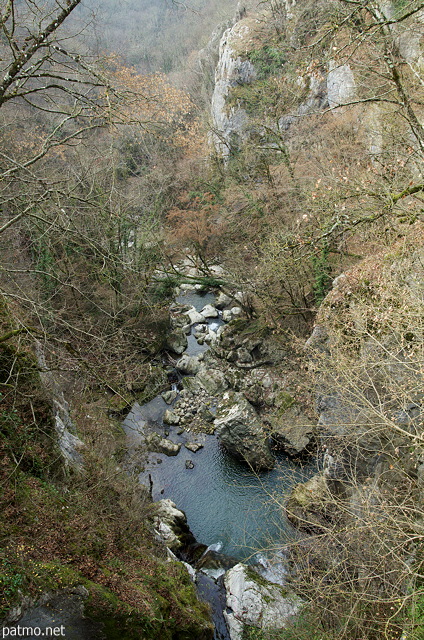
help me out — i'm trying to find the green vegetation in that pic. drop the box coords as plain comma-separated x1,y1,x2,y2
248,45,287,80
0,295,211,636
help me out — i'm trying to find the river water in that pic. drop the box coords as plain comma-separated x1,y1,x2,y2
123,290,314,563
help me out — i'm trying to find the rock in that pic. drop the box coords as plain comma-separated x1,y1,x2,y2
165,329,188,355
223,306,243,322
176,354,202,375
211,18,257,159
170,312,191,329
185,442,204,453
201,304,219,318
185,459,195,469
55,415,84,470
327,61,356,110
286,473,333,533
148,433,181,456
214,393,275,470
157,438,181,456
204,330,217,345
236,347,252,363
187,307,206,324
198,406,215,424
196,549,238,574
224,564,302,640
179,283,197,291
216,325,227,339
163,410,180,425
305,324,329,353
215,292,233,309
197,368,229,395
243,383,263,405
161,390,178,404
271,405,315,456
155,499,191,550
194,323,209,335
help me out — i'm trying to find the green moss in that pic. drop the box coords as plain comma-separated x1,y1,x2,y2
274,392,295,412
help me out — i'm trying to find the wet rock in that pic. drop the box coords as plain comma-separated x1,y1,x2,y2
147,433,181,456
224,564,302,640
161,389,178,404
163,410,180,425
185,442,204,453
196,549,238,574
185,459,195,469
214,392,275,471
165,329,188,355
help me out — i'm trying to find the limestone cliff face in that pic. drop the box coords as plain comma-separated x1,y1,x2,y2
210,1,424,161
211,17,257,159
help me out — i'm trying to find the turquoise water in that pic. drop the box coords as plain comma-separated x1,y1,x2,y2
123,399,313,561
141,427,313,560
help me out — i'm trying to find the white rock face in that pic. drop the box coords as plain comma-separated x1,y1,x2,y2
155,499,186,549
211,20,257,158
327,61,356,110
224,564,302,640
55,414,84,469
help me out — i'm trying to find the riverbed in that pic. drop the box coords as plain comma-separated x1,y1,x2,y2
123,289,314,563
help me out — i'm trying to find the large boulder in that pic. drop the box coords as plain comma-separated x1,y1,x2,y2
201,303,219,318
196,368,228,395
155,499,197,551
187,307,206,324
176,354,202,375
215,292,233,309
165,329,188,355
214,392,275,470
224,564,302,640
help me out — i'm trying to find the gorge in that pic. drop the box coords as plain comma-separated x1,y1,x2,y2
0,1,423,640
